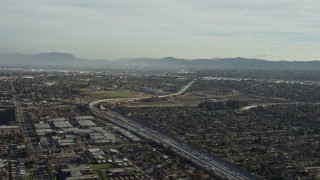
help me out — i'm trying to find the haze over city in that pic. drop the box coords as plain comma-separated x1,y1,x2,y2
1,0,320,60
2,1,320,180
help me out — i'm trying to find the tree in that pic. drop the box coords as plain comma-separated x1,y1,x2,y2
76,137,84,148
193,170,206,180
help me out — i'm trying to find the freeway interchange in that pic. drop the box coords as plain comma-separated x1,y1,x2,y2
89,78,258,180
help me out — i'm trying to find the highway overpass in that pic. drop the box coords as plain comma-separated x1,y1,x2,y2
89,78,258,180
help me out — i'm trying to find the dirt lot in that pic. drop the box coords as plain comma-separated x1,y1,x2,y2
125,91,290,107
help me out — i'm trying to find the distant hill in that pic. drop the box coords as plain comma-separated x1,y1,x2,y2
0,52,77,66
115,57,320,70
1,52,320,71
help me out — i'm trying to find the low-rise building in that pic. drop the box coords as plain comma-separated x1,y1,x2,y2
0,126,20,134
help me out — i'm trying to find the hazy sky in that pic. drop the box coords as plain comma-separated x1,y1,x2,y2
1,0,320,60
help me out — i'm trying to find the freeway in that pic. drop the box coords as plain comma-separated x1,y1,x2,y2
89,78,258,180
158,78,197,98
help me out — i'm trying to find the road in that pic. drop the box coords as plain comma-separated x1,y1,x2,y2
12,78,51,180
158,79,197,98
241,102,320,111
89,79,258,180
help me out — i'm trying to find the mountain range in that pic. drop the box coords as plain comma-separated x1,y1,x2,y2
1,52,320,71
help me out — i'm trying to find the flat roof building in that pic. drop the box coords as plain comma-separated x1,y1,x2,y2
53,121,73,128
77,120,96,128
35,123,51,129
0,126,20,134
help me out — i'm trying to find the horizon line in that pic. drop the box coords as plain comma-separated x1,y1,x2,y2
1,51,320,62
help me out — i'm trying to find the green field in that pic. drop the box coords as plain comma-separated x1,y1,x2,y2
91,163,114,170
